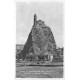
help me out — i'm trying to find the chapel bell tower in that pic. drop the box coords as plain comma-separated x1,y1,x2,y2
34,14,37,25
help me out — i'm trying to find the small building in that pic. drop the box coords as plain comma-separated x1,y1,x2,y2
44,52,53,61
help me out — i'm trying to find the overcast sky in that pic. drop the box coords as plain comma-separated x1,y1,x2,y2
16,2,63,48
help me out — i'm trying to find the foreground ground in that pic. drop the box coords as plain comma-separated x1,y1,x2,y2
16,62,63,78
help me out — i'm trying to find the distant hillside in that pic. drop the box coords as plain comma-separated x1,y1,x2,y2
16,44,24,54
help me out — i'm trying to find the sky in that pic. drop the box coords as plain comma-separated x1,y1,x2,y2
16,2,64,48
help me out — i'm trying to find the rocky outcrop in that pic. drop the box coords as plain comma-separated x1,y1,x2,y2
20,14,56,61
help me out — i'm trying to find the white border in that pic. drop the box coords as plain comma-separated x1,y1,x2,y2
16,0,64,2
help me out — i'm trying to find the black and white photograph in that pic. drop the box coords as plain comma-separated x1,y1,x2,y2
16,1,64,78
1,0,80,80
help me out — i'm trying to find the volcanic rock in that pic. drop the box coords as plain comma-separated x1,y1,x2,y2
20,14,56,60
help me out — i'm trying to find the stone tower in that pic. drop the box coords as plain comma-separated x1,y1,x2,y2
34,14,37,25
